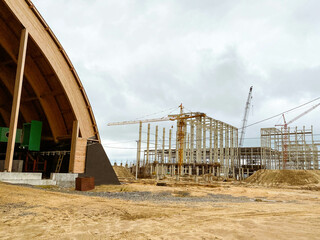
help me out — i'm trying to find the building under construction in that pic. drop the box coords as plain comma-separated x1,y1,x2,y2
261,126,319,170
129,111,241,179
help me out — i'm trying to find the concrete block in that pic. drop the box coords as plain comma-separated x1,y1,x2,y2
50,173,78,187
0,172,42,180
1,179,56,185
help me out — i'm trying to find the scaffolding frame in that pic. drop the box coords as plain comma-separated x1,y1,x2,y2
137,113,239,178
261,126,319,170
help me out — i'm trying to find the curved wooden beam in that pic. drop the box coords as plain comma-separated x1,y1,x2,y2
0,14,67,141
5,0,100,141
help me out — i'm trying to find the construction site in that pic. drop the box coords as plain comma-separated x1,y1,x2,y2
109,99,320,182
0,0,320,239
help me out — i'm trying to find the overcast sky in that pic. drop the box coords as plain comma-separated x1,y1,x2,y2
33,0,320,164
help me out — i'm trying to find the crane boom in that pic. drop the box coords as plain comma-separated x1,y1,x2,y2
239,86,253,147
287,102,320,125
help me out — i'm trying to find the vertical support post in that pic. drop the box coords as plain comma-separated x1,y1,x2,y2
136,122,142,179
69,120,79,172
186,133,190,163
190,120,194,163
196,118,202,163
155,125,158,163
209,119,213,164
169,129,172,163
303,126,306,169
175,128,178,164
225,125,229,177
295,126,299,169
146,123,150,165
162,127,165,163
183,126,187,164
230,127,234,175
4,29,29,172
219,122,224,174
203,117,206,164
214,120,218,163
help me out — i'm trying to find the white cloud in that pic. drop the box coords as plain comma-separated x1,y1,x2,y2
32,0,320,162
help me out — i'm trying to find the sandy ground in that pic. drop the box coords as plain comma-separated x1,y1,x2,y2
0,180,319,240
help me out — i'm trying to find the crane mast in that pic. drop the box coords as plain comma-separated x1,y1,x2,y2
239,86,253,148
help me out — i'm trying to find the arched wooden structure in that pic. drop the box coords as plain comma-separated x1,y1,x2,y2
0,0,119,184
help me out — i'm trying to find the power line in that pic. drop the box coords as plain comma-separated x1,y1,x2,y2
244,96,320,129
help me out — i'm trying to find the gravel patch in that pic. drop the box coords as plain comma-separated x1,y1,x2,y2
15,183,257,203
56,189,252,203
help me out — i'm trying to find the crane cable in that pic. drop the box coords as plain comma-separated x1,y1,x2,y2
243,96,320,130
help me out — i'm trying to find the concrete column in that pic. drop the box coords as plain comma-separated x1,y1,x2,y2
219,122,224,171
247,168,249,178
225,125,229,171
196,166,199,176
186,133,190,163
214,120,218,163
155,126,158,163
189,166,192,176
169,129,172,163
146,123,150,165
136,122,142,176
203,117,206,164
183,127,187,164
175,130,178,164
209,119,213,164
4,29,28,172
190,120,194,164
196,118,202,163
202,165,205,175
156,163,159,180
162,128,165,163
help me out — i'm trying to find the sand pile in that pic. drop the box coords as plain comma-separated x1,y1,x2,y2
245,169,320,187
113,165,135,181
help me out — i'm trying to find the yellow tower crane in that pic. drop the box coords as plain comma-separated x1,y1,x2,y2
107,104,205,175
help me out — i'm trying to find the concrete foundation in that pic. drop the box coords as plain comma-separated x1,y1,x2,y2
0,172,78,186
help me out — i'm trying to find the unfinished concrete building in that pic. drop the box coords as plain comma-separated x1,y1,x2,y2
133,112,239,179
261,126,319,170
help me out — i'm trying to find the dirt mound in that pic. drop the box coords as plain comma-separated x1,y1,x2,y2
245,170,320,187
113,166,135,181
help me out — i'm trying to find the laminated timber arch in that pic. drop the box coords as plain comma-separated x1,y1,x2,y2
0,0,119,184
0,0,98,141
